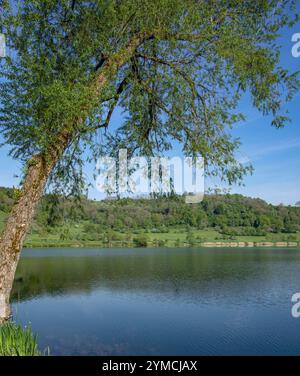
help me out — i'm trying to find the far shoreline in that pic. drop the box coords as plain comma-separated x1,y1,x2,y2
23,241,300,249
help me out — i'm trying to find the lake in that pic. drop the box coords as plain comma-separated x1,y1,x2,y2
11,247,300,355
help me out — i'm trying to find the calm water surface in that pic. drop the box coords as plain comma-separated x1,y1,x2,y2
11,248,300,355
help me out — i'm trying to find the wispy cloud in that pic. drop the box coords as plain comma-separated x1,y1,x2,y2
238,138,300,164
252,138,300,158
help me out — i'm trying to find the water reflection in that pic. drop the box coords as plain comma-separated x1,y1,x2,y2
11,248,300,355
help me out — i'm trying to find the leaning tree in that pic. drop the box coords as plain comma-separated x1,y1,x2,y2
0,0,299,321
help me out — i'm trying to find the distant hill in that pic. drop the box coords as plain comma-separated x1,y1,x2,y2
1,186,300,239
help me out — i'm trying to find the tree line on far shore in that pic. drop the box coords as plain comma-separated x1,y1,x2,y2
1,187,299,240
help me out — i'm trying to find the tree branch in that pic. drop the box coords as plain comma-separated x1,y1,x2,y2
135,53,213,94
85,74,130,133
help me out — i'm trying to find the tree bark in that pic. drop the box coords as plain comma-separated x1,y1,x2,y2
0,32,149,322
0,131,70,322
0,157,52,321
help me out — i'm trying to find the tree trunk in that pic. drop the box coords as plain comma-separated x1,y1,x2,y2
0,32,149,323
0,130,71,322
0,154,56,322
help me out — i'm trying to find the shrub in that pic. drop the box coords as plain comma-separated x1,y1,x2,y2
133,235,148,247
174,238,181,247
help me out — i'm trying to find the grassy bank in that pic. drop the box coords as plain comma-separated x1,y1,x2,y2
0,323,41,356
23,226,300,248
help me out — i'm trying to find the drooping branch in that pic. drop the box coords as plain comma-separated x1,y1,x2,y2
87,74,130,133
135,52,214,134
135,53,213,94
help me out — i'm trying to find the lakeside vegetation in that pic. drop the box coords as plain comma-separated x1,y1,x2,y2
0,323,40,356
1,187,300,248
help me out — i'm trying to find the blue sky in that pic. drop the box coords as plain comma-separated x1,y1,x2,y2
1,17,300,205
226,21,300,206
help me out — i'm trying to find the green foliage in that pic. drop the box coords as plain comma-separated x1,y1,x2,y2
1,187,300,247
12,187,22,202
0,1,299,196
186,229,196,246
0,322,41,356
0,187,13,212
175,238,181,247
133,234,148,247
38,194,64,227
1,187,300,238
59,227,71,241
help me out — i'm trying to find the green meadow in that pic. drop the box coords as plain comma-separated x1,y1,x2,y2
1,187,300,248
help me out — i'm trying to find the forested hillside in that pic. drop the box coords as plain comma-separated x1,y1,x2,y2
1,186,300,248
